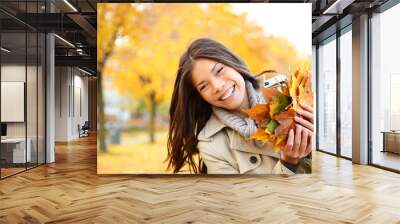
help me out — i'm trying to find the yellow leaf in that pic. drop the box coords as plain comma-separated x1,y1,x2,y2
251,128,270,145
288,68,313,110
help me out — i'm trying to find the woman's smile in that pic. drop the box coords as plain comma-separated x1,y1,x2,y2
218,84,236,101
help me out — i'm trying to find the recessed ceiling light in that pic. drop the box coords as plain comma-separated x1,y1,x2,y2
63,0,78,12
323,0,355,15
78,67,93,76
54,34,75,48
1,47,11,53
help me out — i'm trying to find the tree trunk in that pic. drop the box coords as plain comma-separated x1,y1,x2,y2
149,91,157,144
97,16,121,153
98,70,107,153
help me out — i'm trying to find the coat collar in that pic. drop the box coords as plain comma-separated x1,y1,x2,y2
198,114,226,141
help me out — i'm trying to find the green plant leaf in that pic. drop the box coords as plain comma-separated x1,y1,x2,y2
266,119,279,134
269,93,292,117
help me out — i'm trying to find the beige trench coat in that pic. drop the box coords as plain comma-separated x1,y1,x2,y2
197,114,310,174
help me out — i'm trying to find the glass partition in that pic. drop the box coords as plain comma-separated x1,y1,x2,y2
317,36,337,155
1,30,28,178
0,0,46,179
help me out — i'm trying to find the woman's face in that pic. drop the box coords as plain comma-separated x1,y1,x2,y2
191,58,246,110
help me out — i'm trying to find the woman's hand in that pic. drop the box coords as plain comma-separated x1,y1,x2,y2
294,103,314,133
281,103,314,165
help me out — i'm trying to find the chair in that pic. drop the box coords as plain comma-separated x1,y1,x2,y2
78,121,90,138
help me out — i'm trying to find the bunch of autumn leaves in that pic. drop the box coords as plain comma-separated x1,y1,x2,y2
243,69,314,152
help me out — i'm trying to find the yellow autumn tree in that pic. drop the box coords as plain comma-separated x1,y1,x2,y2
98,4,143,151
100,3,310,144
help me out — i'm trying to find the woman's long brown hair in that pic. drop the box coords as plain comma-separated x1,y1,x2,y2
167,38,259,174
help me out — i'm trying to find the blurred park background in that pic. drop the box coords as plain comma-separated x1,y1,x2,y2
97,3,311,174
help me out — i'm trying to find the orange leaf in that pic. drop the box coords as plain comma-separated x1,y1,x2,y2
274,108,295,120
242,104,269,121
274,109,296,139
261,88,281,103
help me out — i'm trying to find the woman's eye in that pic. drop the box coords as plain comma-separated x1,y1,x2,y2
216,66,224,75
200,84,208,91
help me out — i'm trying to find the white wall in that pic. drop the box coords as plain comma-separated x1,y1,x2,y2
1,65,32,138
55,66,69,141
1,65,26,140
1,64,46,164
72,72,89,138
1,82,25,122
54,67,89,141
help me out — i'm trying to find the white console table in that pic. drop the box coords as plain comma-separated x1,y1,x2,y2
1,138,32,163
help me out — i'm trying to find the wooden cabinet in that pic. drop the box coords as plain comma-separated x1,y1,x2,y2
382,131,400,154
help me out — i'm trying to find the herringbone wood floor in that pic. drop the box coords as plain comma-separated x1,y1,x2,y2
1,135,400,224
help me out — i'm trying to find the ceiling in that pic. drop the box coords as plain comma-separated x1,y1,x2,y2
0,0,393,75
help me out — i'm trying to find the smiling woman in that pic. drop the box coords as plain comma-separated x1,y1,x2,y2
167,38,313,174
192,59,247,111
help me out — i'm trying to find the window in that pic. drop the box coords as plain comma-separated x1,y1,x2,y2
317,36,337,154
371,3,400,171
339,28,352,158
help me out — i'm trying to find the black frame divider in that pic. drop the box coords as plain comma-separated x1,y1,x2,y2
367,10,373,166
336,26,341,158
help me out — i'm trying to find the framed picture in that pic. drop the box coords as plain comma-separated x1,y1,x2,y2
98,3,312,175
